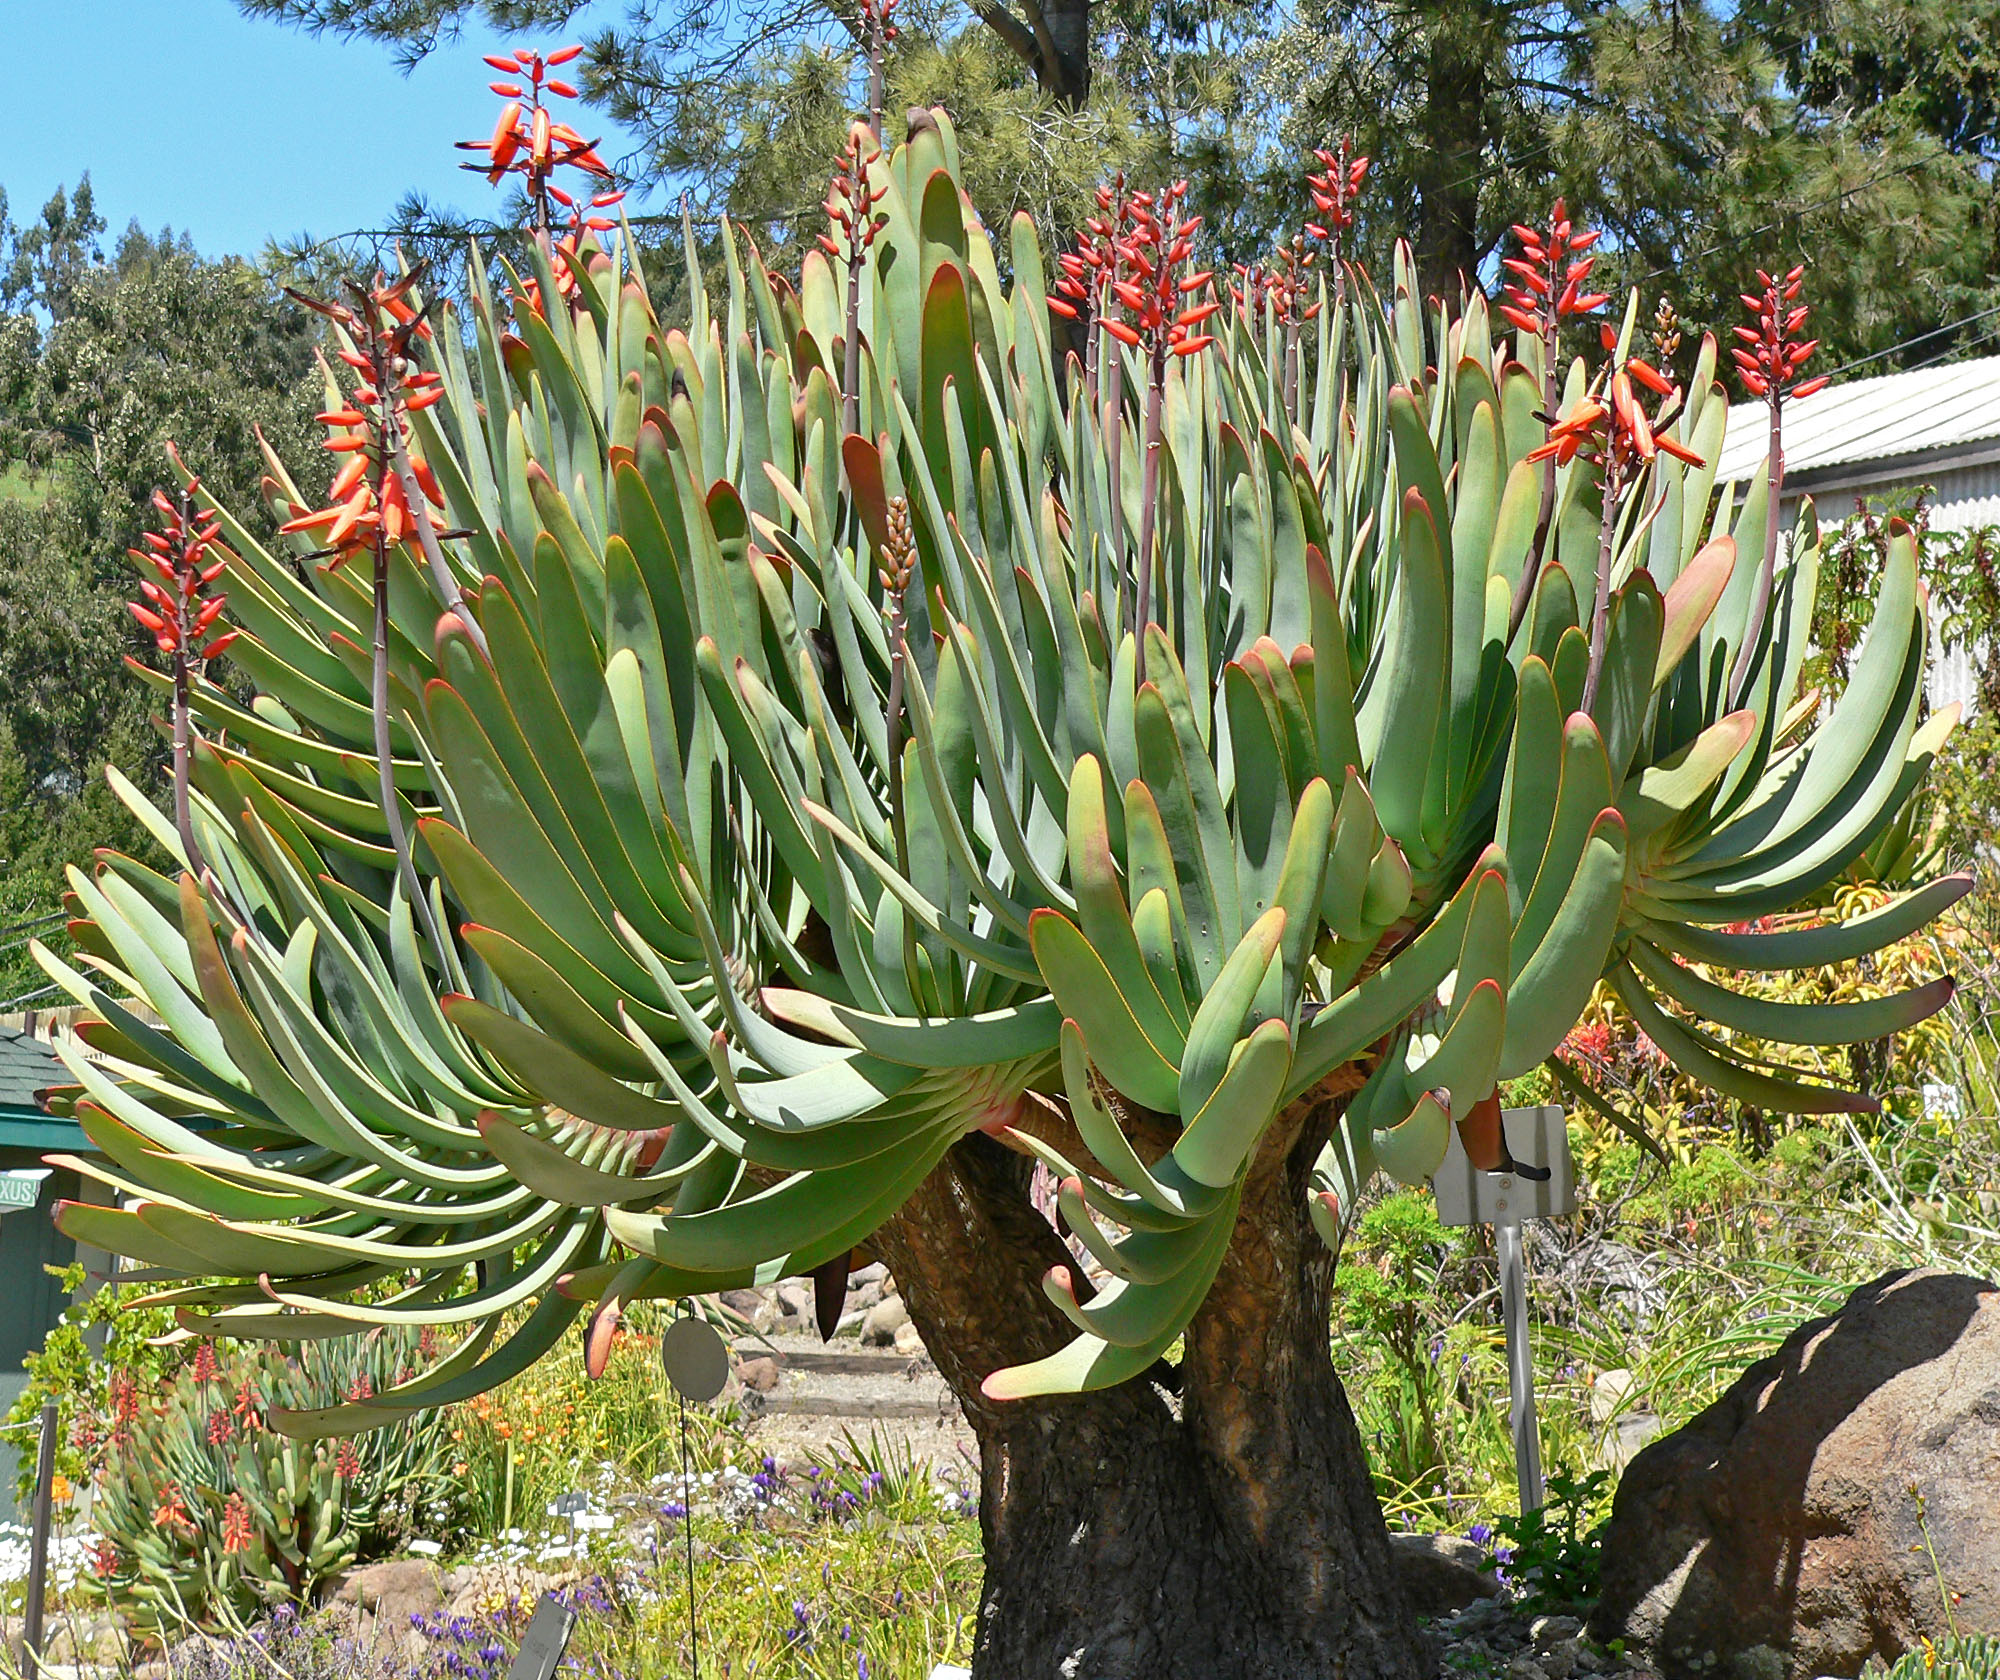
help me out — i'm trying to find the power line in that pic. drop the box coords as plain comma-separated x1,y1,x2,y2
1903,316,2000,378
0,912,63,941
1814,301,2000,383
0,983,61,1013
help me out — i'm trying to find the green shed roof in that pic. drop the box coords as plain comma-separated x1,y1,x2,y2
0,1027,89,1151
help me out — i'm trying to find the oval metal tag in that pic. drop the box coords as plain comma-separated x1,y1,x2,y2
660,1314,730,1403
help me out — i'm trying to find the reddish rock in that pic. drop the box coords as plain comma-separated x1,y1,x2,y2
737,1355,781,1393
1593,1269,2000,1679
327,1558,448,1652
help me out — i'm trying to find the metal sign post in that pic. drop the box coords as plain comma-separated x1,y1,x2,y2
4,1171,58,1680
1496,1222,1542,1515
20,1401,57,1680
1432,1106,1573,1515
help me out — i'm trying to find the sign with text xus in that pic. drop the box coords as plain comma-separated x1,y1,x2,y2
0,1170,49,1212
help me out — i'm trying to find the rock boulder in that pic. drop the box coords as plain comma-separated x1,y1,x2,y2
327,1557,448,1652
1592,1268,2000,1679
1391,1533,1501,1619
737,1354,781,1393
861,1295,910,1346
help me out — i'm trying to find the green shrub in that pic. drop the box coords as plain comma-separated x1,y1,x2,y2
1481,1468,1610,1615
4,1266,183,1508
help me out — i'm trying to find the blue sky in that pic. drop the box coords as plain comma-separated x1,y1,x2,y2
7,0,638,259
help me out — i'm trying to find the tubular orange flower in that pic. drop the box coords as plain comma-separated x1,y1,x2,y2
1231,234,1318,331
1732,263,1826,402
859,0,900,45
456,42,614,238
1499,200,1607,341
823,125,890,432
153,1483,194,1533
127,464,235,871
1095,180,1215,650
1506,200,1611,630
1108,182,1213,364
1728,262,1826,705
858,0,899,133
221,1493,255,1555
1526,378,1702,472
278,272,454,573
279,265,474,973
126,483,230,658
1525,398,1607,466
1549,338,1706,710
1304,138,1369,262
1236,145,1363,425
1048,174,1132,335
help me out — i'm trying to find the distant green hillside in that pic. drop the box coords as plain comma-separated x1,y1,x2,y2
0,463,41,509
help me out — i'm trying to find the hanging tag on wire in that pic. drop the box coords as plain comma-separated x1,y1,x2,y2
661,1312,729,1402
664,1304,714,1679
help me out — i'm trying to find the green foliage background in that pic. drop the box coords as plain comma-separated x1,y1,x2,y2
0,182,321,1002
243,0,2000,362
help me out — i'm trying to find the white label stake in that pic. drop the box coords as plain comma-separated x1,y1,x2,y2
1431,1105,1573,1514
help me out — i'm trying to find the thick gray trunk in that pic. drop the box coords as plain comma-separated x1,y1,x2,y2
874,1114,1422,1680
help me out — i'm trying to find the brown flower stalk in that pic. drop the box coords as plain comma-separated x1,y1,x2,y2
280,270,468,969
126,463,234,877
1499,202,1609,636
821,127,890,437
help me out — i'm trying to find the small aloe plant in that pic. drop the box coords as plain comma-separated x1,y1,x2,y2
79,1333,457,1634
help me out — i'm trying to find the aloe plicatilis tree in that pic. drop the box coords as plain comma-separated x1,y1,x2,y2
40,109,1959,1677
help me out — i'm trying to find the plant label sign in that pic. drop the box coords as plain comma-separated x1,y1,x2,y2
507,1593,577,1680
0,1169,49,1213
1430,1105,1573,1228
661,1313,729,1402
1429,1106,1574,1515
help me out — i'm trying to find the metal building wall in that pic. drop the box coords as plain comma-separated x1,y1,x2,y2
1775,463,2000,717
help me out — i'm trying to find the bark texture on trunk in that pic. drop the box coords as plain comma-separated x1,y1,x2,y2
967,0,1092,108
1414,33,1490,305
873,1101,1421,1680
1037,0,1093,106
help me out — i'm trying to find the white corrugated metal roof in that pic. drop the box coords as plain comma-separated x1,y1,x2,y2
1714,353,2000,484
